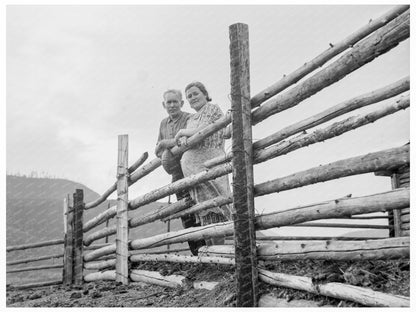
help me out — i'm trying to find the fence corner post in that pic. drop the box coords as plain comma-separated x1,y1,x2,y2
63,194,73,285
229,22,258,307
73,189,84,285
116,134,129,285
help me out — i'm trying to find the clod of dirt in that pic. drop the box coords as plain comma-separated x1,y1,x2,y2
27,293,42,300
90,291,102,299
70,292,82,299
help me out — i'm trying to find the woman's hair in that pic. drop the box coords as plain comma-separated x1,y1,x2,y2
185,81,212,102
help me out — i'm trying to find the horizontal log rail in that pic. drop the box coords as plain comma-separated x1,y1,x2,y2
255,145,409,197
83,243,113,251
255,188,408,230
206,76,410,168
7,263,63,274
84,259,116,270
130,253,235,265
200,237,409,261
84,244,117,262
258,268,409,307
249,5,409,108
84,270,116,282
254,94,409,164
288,222,390,229
7,239,64,252
9,280,62,290
85,152,148,210
255,236,387,241
257,237,409,261
7,253,64,266
130,269,185,288
252,9,409,125
131,248,191,255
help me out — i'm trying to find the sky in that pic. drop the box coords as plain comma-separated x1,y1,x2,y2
5,3,411,236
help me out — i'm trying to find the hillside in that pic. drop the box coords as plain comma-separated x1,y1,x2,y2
6,175,184,246
6,175,186,284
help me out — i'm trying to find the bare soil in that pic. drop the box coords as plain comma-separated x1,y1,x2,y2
6,259,410,307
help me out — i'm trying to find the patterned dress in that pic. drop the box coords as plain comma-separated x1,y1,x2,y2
181,102,234,225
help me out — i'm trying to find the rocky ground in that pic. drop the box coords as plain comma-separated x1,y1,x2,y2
6,259,410,308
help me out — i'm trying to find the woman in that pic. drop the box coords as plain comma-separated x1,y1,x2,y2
174,81,233,246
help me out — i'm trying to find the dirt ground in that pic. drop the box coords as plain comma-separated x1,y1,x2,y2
6,259,410,308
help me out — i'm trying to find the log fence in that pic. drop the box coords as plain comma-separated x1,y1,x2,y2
6,5,410,307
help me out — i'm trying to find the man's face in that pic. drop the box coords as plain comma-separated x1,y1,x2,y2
163,92,183,118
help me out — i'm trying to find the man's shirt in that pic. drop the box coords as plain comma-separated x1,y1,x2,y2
157,111,191,142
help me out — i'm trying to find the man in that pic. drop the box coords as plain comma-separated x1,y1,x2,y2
155,89,205,255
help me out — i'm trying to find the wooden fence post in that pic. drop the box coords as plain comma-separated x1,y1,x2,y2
116,134,129,285
63,194,73,285
73,189,84,285
229,23,258,307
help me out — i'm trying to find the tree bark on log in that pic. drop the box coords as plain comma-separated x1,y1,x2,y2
10,280,62,290
84,259,116,270
84,270,116,282
130,253,235,265
256,236,386,241
289,222,390,229
249,5,409,108
255,145,409,197
199,237,409,261
130,269,185,288
116,134,129,285
256,188,408,230
7,263,63,273
251,9,409,125
84,244,116,262
258,268,409,307
83,243,112,250
257,237,409,261
7,239,64,252
7,253,64,266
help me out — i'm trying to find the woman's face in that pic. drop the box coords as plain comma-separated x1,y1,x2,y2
186,86,207,112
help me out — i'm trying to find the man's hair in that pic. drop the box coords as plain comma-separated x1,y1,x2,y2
163,89,182,101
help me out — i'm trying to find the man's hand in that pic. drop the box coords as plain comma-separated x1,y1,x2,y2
155,141,166,157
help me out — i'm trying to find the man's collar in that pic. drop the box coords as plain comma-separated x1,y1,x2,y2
167,111,184,123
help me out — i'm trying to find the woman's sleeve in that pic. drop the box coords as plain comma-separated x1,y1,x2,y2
205,104,224,123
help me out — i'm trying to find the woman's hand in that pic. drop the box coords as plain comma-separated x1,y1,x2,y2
176,136,188,147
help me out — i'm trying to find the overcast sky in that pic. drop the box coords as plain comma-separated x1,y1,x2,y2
5,4,410,236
